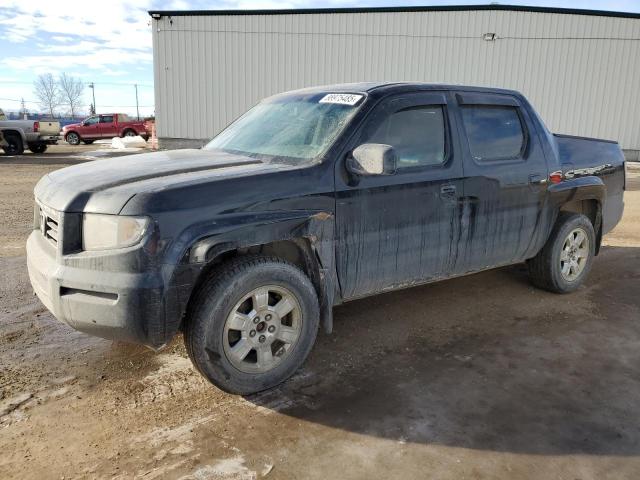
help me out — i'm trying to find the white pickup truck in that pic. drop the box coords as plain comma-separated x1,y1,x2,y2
0,108,60,155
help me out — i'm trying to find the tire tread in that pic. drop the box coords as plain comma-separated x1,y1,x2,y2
527,212,594,293
184,255,318,394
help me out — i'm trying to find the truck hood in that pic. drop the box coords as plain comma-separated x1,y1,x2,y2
35,149,288,214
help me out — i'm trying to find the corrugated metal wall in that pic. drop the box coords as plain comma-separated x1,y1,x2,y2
152,9,640,149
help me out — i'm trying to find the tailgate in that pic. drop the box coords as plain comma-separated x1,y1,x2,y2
39,120,60,136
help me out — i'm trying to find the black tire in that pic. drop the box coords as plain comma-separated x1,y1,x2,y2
123,129,137,137
83,140,95,145
185,256,320,394
65,132,81,145
27,143,47,154
2,132,24,155
527,212,596,293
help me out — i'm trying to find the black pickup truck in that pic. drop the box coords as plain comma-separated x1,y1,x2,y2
27,83,626,394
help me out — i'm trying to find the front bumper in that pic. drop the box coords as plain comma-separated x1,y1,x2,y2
26,230,172,349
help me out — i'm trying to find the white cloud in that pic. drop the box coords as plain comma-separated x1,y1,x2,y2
3,51,153,74
51,35,74,43
0,0,154,75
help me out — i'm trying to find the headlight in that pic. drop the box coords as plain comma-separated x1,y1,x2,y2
82,214,149,251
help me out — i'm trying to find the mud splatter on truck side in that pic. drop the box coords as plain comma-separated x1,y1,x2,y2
27,83,625,393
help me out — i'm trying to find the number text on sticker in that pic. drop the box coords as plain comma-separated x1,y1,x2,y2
319,94,364,106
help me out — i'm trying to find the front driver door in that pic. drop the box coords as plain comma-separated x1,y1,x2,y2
335,92,465,300
81,116,100,138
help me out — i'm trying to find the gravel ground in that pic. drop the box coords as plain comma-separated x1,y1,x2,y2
1,148,639,479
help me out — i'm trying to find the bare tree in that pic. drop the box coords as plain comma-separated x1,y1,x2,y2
33,73,60,118
58,73,85,118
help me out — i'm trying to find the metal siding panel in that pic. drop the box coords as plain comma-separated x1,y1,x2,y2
153,10,640,149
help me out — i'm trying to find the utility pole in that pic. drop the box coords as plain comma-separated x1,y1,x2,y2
134,84,140,120
89,82,96,114
20,98,27,119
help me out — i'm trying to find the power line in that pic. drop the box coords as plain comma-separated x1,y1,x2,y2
0,96,38,104
0,80,153,87
91,82,153,87
93,105,155,107
0,97,154,109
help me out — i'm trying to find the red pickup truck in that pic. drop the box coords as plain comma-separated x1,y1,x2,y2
62,113,150,145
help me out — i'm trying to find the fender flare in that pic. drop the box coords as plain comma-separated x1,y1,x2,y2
548,176,605,253
1,128,27,145
64,130,81,141
548,176,606,205
177,210,338,334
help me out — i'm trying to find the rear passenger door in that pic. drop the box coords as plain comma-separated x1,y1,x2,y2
335,92,466,299
452,91,549,270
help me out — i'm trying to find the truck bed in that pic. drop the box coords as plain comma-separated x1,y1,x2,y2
553,133,626,234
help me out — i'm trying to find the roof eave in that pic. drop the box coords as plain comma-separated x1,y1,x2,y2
148,5,640,20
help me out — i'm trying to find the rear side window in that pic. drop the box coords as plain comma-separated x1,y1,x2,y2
460,106,525,161
364,106,446,168
100,115,114,123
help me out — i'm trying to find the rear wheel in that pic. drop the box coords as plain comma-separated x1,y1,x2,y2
2,132,24,155
123,129,137,137
65,132,80,145
527,212,595,293
27,143,47,154
185,256,320,394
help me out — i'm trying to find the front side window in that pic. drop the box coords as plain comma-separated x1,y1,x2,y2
460,105,525,161
205,93,364,162
362,105,446,168
84,116,98,125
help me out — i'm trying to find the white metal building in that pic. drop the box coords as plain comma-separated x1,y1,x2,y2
149,5,640,157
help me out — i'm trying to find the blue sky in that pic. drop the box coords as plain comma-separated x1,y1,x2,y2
1,0,638,117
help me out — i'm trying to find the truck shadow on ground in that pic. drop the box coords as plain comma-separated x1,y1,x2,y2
246,244,640,456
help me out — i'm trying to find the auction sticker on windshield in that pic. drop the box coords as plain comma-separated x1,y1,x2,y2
319,93,364,106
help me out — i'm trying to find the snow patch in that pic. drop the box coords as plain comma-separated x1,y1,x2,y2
111,135,147,149
179,456,256,480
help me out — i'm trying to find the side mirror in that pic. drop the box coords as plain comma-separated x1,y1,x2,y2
346,143,397,176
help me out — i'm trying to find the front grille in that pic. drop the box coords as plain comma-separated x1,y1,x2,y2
37,202,60,247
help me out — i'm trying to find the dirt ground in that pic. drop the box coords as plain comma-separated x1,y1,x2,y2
1,147,639,479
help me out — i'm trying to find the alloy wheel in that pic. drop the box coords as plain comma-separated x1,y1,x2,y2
560,227,590,281
222,285,302,374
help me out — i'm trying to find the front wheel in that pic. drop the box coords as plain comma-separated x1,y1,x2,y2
527,212,595,293
185,256,320,394
65,132,80,145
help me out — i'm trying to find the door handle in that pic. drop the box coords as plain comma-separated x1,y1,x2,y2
528,174,547,185
440,184,457,197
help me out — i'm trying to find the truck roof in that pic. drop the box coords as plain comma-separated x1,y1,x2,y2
283,82,522,98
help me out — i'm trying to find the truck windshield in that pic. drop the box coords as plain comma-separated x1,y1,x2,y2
204,93,364,162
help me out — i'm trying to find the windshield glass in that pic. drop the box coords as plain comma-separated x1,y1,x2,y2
204,92,365,162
